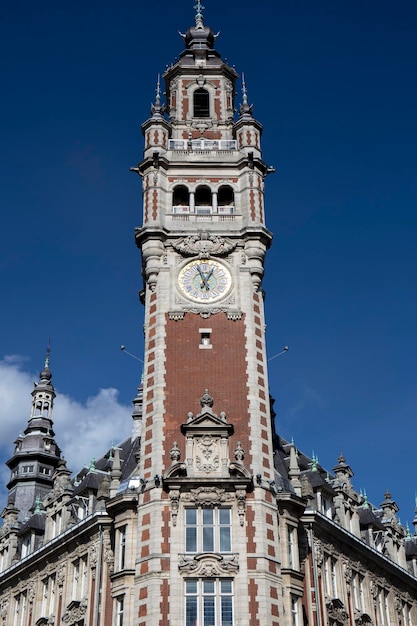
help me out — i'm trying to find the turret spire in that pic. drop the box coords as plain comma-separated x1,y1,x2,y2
5,350,63,521
239,73,254,118
150,74,165,118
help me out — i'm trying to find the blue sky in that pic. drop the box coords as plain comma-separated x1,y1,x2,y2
1,1,416,525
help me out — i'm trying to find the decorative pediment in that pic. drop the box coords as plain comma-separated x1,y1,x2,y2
181,410,233,435
178,552,239,576
180,390,235,478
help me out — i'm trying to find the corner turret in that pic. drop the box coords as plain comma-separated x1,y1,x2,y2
5,348,63,521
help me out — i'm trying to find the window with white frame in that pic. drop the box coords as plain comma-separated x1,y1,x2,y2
20,534,31,558
377,587,392,625
72,556,88,599
0,546,8,573
118,526,127,570
185,508,231,553
291,595,300,626
324,555,338,598
49,575,56,615
287,525,298,569
13,592,27,626
115,595,124,626
185,579,233,626
51,511,62,538
352,571,365,612
402,601,411,626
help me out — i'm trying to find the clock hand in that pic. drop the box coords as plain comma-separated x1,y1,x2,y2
196,265,209,289
204,267,214,290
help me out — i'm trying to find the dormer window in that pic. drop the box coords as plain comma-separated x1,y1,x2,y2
193,88,210,118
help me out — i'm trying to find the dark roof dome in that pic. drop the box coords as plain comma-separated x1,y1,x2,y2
184,23,216,50
39,366,52,381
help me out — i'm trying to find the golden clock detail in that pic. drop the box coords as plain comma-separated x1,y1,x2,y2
178,260,232,303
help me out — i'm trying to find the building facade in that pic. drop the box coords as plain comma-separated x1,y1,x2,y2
0,5,416,626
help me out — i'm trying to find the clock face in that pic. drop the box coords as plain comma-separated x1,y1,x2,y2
178,260,232,303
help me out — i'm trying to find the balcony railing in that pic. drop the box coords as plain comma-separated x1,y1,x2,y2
173,205,235,215
168,139,237,151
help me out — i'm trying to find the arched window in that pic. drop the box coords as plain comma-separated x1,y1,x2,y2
173,185,190,213
193,88,210,118
195,186,212,214
218,185,234,207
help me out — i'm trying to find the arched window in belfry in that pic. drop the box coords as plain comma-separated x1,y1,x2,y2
217,185,235,213
193,88,210,118
173,185,190,208
195,186,212,214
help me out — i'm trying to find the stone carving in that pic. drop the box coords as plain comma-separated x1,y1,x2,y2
178,553,239,576
56,563,66,589
343,559,353,583
235,488,246,527
169,488,180,526
326,598,349,624
0,597,9,621
89,543,98,573
195,435,220,474
314,539,324,569
200,389,214,408
172,233,236,258
27,579,36,607
104,539,114,574
62,599,88,623
170,441,181,463
234,441,245,462
182,487,234,507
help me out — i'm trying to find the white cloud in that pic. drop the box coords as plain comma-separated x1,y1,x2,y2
0,356,132,495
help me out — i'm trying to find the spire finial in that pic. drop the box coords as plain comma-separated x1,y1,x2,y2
194,0,205,28
242,72,248,106
150,73,166,118
239,73,253,117
156,73,161,105
45,338,51,369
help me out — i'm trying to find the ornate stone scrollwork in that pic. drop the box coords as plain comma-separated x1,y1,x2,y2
172,233,236,258
195,435,220,474
182,487,234,507
178,553,239,576
62,599,88,624
326,598,349,624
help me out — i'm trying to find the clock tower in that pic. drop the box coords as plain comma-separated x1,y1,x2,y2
132,4,281,625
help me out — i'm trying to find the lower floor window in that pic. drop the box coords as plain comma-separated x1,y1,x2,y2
185,579,233,626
